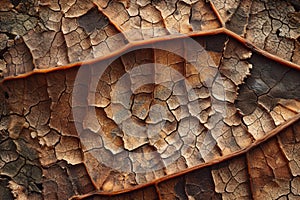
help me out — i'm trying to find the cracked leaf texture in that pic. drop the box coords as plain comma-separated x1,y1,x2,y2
0,0,300,199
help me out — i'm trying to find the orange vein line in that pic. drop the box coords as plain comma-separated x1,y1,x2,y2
209,0,225,27
71,114,300,199
222,28,300,71
2,27,300,84
0,28,224,83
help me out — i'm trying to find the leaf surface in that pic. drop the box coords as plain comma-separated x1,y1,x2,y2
0,0,300,199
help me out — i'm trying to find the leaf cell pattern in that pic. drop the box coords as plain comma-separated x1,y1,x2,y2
0,0,300,199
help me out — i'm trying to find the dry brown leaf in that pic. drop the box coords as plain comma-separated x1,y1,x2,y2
0,0,300,199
